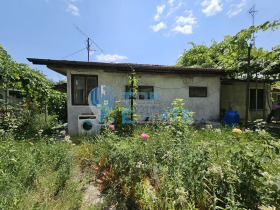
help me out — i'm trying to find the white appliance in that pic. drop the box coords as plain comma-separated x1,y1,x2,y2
78,115,100,136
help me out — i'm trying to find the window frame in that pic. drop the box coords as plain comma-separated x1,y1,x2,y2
250,88,264,110
125,85,154,100
189,86,207,97
71,74,98,106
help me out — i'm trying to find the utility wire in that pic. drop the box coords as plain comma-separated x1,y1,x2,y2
268,12,280,22
74,24,104,52
61,47,87,60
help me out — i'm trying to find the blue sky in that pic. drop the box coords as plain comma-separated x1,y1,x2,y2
1,0,280,81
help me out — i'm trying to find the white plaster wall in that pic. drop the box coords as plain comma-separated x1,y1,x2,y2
67,69,221,136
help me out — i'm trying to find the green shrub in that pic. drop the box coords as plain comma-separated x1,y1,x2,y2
48,90,67,123
92,125,280,209
104,101,130,135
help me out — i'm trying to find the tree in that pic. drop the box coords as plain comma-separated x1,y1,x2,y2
176,20,280,79
0,45,67,123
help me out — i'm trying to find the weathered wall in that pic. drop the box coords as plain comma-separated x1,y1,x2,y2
220,81,271,122
67,69,221,136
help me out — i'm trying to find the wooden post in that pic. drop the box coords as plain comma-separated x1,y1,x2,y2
130,68,135,137
245,43,252,126
263,83,266,120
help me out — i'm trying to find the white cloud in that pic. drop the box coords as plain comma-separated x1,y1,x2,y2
167,1,183,17
201,0,222,17
96,54,128,63
168,0,174,5
66,3,79,16
154,4,166,21
151,22,167,32
227,0,247,17
173,11,197,35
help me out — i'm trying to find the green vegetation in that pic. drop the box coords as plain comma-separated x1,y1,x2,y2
0,138,76,210
177,20,280,79
0,98,279,209
1,22,280,209
90,124,280,209
0,45,67,125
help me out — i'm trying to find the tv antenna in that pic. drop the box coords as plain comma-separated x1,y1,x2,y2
75,25,103,62
249,5,257,47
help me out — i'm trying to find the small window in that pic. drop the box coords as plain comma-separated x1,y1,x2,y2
72,75,98,105
125,86,154,100
189,87,207,97
250,89,264,110
138,86,154,100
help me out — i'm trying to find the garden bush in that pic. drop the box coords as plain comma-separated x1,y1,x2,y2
92,124,280,209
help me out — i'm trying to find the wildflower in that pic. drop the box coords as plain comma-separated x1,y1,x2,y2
207,164,224,179
206,124,212,130
136,161,144,168
232,128,242,134
60,130,66,135
38,129,44,136
109,124,115,130
142,177,150,186
141,133,150,139
64,135,71,143
176,131,182,136
244,128,252,134
256,129,267,136
261,171,269,177
214,128,221,135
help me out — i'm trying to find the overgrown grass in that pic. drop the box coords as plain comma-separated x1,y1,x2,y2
91,124,280,209
1,122,279,209
0,136,81,210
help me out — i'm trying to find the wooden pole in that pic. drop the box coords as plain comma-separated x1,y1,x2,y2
245,43,252,126
87,38,90,62
263,83,266,120
130,68,135,137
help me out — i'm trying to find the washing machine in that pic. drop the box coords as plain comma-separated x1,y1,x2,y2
78,115,100,135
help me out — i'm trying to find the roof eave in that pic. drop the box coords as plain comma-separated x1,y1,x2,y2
27,58,227,76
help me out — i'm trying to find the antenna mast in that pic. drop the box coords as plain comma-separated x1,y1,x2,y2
75,25,103,62
249,5,257,47
87,37,90,62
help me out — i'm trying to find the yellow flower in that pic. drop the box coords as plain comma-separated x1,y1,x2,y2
142,177,151,186
232,128,242,134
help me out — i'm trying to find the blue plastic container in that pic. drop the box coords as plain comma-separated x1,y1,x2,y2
224,110,240,126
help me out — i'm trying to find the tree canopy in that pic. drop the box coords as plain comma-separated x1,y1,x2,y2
176,20,280,80
0,45,52,104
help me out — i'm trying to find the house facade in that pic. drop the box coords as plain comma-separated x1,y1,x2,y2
28,58,272,136
220,80,271,122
